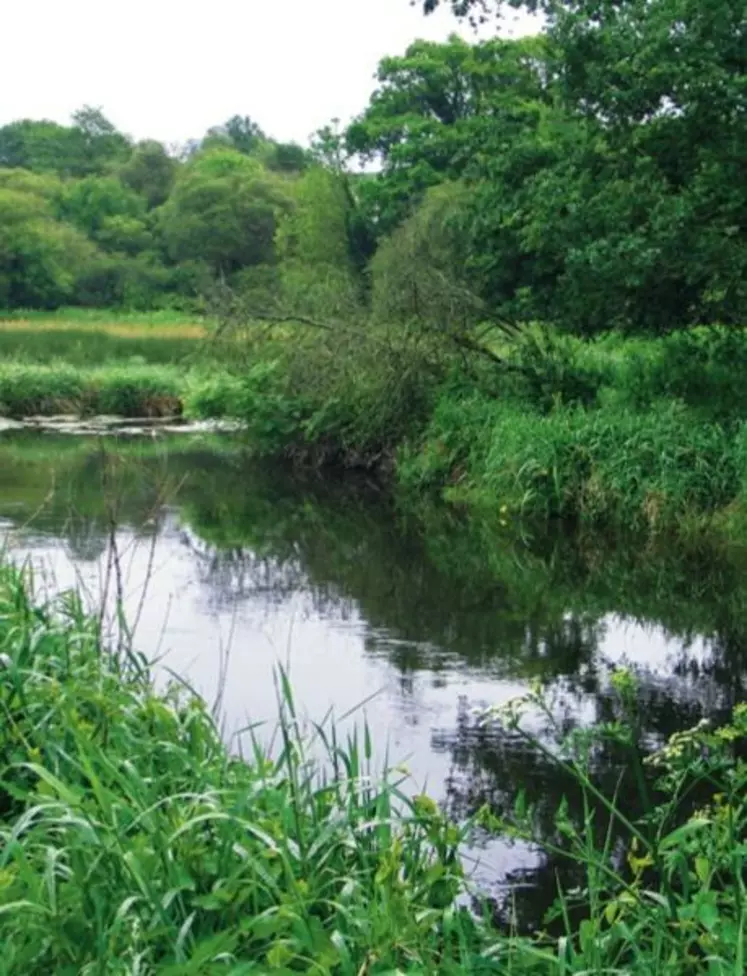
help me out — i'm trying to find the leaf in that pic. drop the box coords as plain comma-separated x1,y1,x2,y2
695,856,710,884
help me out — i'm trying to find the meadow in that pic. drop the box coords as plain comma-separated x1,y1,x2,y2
0,310,208,416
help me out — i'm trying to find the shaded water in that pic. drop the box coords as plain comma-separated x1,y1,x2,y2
2,429,746,927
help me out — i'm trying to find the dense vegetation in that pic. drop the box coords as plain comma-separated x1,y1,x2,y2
2,0,743,328
0,0,744,535
1,556,746,973
1,1,745,969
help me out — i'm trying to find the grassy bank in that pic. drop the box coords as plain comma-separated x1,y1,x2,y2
179,324,747,539
0,363,187,418
5,309,747,540
1,562,745,973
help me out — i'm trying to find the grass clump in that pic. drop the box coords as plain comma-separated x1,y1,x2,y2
0,363,185,418
400,394,742,531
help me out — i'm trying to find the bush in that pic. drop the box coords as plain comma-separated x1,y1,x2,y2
607,328,747,423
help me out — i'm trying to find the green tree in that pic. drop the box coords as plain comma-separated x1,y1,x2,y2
345,34,553,234
0,108,130,178
370,181,488,347
119,140,177,208
0,188,96,308
58,176,147,238
70,106,131,173
205,115,266,156
414,0,747,331
157,148,292,274
0,120,83,175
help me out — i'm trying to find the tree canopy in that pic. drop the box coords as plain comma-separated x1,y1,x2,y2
0,0,743,332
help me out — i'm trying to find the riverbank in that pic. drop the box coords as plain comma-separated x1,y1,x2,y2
5,311,747,543
186,324,747,541
1,559,745,972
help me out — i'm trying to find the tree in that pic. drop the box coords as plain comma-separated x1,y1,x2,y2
0,187,96,308
203,115,266,156
71,105,131,171
370,181,490,349
345,35,553,234
264,142,310,173
119,140,177,208
157,148,292,274
0,108,130,177
410,0,747,331
0,120,83,175
58,176,146,238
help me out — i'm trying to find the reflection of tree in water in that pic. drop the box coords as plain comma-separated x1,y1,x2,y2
435,657,744,933
5,435,747,933
178,530,360,622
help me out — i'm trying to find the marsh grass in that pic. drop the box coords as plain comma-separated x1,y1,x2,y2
0,364,187,418
0,328,203,366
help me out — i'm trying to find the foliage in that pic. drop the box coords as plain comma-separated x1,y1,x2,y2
119,140,178,209
399,390,744,531
479,678,747,974
0,187,96,309
413,0,747,332
2,1,742,326
370,181,485,339
59,176,148,241
0,107,130,177
1,561,746,972
157,149,292,275
346,34,553,236
0,564,486,974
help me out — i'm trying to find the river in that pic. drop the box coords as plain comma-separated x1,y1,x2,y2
1,427,745,929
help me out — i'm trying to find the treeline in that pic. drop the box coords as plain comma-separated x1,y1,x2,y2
0,110,316,310
1,0,744,334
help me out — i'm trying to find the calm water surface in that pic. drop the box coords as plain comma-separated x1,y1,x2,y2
2,428,745,926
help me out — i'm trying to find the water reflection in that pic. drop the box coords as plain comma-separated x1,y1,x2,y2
1,430,746,930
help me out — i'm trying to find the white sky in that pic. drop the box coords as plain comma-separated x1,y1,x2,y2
2,0,539,148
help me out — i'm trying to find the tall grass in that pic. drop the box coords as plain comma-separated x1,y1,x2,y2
0,563,485,974
399,394,743,531
0,363,185,417
1,563,745,973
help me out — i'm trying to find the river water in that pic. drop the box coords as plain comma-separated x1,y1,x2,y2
1,428,745,927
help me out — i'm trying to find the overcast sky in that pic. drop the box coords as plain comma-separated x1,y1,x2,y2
3,0,539,148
